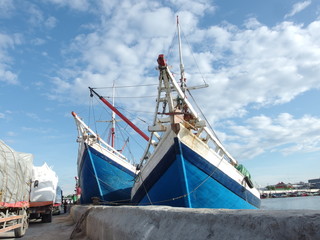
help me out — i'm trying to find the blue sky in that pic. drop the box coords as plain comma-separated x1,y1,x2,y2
1,0,320,194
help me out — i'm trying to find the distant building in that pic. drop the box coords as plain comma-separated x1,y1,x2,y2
275,182,293,189
292,181,309,189
308,178,320,189
266,181,316,190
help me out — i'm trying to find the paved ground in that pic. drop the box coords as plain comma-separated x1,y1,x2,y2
0,213,83,240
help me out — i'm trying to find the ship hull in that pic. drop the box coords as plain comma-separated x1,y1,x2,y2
79,143,136,204
132,137,261,209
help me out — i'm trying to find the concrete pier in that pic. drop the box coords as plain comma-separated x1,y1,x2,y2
70,205,320,240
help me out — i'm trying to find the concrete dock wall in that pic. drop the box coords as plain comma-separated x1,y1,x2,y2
70,205,320,240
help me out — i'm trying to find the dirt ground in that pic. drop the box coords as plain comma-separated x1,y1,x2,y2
0,212,85,240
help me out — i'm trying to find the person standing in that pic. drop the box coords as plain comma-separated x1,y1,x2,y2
64,200,68,213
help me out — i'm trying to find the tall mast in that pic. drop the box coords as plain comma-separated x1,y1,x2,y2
111,82,116,148
71,111,127,160
177,16,186,92
89,87,150,142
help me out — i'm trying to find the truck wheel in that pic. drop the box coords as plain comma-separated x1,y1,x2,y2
42,212,52,223
14,209,28,238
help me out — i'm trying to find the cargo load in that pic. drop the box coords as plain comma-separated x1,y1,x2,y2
30,163,58,203
0,140,33,237
0,140,33,207
29,163,58,223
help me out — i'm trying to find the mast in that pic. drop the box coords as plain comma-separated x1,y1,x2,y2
71,111,127,160
89,87,150,142
111,82,116,148
155,19,239,166
177,16,186,92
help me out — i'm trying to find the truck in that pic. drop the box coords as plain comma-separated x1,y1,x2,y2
29,201,54,223
0,140,33,238
53,186,63,215
29,163,58,223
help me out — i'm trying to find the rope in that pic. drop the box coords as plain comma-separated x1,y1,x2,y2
83,149,133,197
139,173,153,205
97,165,219,206
92,84,158,89
186,88,222,143
166,28,177,62
180,27,208,86
115,125,133,161
132,153,225,206
84,154,230,207
90,93,152,131
102,95,157,99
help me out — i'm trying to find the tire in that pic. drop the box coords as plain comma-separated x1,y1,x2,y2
42,212,52,223
14,209,28,238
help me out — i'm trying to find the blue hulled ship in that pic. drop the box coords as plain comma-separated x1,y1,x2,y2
131,17,261,209
72,111,136,205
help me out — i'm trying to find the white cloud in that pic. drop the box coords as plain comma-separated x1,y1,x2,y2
98,0,119,16
50,77,72,94
27,3,44,27
33,81,44,87
0,69,18,84
32,38,46,46
224,113,320,160
0,33,16,50
188,20,320,123
51,1,180,105
21,126,52,134
52,0,213,104
7,131,16,136
44,1,320,160
0,0,15,18
45,16,57,29
0,33,20,84
25,3,57,29
285,0,312,19
244,18,262,29
45,0,90,11
168,0,215,16
0,112,5,119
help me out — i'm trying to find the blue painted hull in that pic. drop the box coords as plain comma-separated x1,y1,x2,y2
79,143,136,204
132,138,261,209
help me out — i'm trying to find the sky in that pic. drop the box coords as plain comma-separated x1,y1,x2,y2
1,0,320,194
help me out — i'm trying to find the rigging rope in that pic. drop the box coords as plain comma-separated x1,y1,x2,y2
88,93,146,163
116,121,145,161
186,88,222,143
102,95,157,99
166,30,177,62
82,149,135,206
139,173,153,205
99,154,223,206
92,84,158,89
180,27,208,86
87,154,251,207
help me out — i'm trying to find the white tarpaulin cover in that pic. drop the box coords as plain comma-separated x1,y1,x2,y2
30,163,58,203
0,140,33,206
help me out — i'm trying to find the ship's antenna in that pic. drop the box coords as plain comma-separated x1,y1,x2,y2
177,16,186,92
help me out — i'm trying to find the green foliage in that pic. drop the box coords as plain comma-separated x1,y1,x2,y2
266,186,275,190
